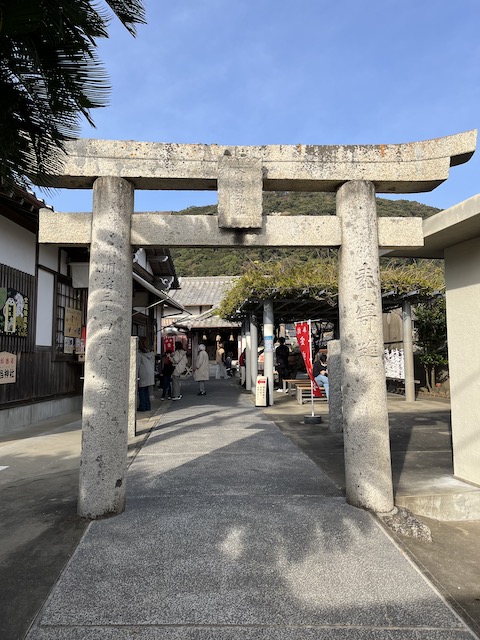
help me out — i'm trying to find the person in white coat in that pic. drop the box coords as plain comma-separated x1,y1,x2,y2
170,341,187,400
193,344,209,396
137,337,155,411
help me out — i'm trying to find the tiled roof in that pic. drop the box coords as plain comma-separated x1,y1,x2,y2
175,308,240,330
169,276,239,307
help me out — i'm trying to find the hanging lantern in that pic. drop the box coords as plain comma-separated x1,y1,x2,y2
202,334,208,342
229,333,234,342
216,334,222,343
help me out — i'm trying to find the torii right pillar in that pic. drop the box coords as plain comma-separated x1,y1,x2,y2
337,180,394,513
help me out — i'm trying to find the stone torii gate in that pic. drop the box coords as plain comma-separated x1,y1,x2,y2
38,131,476,520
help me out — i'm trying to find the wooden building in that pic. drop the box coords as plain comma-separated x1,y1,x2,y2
164,276,241,361
0,185,183,435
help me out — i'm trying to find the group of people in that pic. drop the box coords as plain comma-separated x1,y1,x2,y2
136,340,215,410
137,339,188,409
137,336,329,411
157,341,190,401
236,337,329,400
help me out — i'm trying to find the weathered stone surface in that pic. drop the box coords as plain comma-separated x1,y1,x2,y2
128,337,138,440
326,340,342,433
38,131,477,193
78,177,133,519
381,506,432,541
337,180,394,513
377,217,423,249
217,154,263,228
134,214,341,247
40,211,424,249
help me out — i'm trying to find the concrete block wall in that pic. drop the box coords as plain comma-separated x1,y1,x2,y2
0,396,82,436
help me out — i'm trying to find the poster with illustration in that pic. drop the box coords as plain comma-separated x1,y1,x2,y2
0,287,29,336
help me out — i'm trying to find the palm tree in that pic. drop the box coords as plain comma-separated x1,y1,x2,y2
0,0,146,188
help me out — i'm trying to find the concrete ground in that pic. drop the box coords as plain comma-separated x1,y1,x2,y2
0,379,479,639
263,391,480,638
0,406,168,640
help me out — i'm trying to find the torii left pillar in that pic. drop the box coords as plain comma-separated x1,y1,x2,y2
78,177,134,519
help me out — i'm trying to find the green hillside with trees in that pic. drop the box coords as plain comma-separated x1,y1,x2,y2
170,192,440,276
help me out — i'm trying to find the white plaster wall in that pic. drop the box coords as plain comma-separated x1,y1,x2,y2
445,237,480,486
155,307,162,353
59,249,68,276
0,217,36,274
134,248,153,274
38,244,58,271
36,269,54,346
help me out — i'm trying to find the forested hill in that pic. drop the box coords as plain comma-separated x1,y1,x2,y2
170,192,440,277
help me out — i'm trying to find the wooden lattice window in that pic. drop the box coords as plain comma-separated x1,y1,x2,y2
55,278,86,357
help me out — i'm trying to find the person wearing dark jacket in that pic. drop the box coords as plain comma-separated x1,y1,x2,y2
313,352,329,400
160,350,174,400
275,337,290,392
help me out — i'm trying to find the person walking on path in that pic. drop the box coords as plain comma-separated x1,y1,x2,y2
193,343,209,395
313,352,329,400
137,337,155,411
215,342,228,379
160,350,174,400
275,337,290,392
170,341,187,400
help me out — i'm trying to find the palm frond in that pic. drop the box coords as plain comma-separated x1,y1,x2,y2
0,0,146,187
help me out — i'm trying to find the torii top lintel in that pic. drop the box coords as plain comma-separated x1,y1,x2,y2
44,130,476,194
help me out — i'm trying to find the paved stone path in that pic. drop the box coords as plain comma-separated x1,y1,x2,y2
27,381,477,639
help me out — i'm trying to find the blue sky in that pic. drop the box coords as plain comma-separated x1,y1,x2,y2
45,0,480,213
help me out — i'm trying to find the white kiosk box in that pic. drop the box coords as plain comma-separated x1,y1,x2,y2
255,375,268,407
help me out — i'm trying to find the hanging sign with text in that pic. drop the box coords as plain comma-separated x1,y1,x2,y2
64,307,82,338
0,352,17,384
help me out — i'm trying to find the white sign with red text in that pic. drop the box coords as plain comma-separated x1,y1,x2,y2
255,375,268,406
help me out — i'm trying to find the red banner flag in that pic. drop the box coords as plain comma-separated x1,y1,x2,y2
295,321,322,397
163,336,175,353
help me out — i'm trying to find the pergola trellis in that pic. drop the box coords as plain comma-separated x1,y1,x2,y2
222,277,443,325
222,283,442,401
